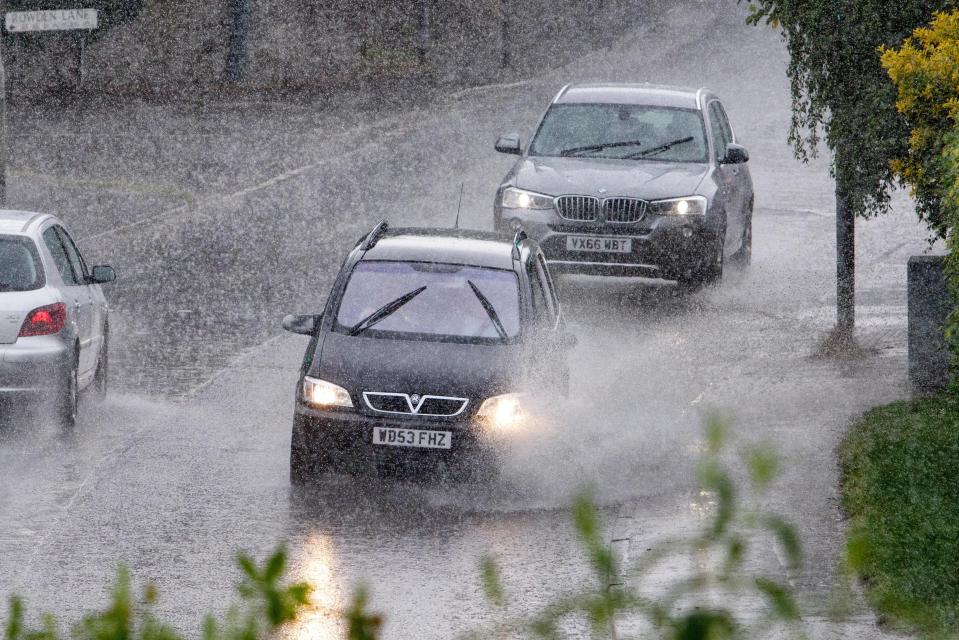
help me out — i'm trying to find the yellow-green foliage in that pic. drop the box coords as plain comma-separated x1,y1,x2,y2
882,10,959,238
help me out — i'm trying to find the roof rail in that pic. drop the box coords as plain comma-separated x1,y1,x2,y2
362,220,389,250
511,229,527,261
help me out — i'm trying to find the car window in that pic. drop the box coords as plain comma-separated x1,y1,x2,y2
714,101,734,143
42,227,80,286
0,235,44,292
708,101,732,162
529,104,709,162
55,226,89,282
334,261,521,343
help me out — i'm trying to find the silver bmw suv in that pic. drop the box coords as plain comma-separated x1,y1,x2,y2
0,210,115,427
494,83,753,288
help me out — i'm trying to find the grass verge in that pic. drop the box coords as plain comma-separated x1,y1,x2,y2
839,392,959,636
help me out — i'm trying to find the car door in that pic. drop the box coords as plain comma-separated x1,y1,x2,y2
707,100,745,252
56,226,104,379
41,225,94,377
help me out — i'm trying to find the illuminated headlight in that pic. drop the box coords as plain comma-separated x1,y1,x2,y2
476,392,526,430
302,376,353,408
501,187,554,210
648,196,707,216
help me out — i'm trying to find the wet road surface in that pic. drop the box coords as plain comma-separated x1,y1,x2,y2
0,0,939,637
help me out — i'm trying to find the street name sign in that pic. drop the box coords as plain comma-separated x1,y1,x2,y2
5,9,98,33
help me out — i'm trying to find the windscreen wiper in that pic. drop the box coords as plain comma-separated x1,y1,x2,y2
560,139,645,157
467,280,508,341
349,286,427,336
625,136,694,159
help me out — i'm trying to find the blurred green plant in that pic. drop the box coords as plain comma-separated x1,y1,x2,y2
840,395,959,636
3,420,807,640
4,546,310,640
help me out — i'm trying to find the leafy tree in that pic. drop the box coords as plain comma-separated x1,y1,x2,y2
742,0,949,340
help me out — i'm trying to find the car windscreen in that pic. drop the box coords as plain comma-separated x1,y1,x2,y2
334,261,521,343
529,103,709,162
0,235,44,292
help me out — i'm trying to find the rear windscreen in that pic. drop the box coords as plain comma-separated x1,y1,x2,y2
0,235,43,292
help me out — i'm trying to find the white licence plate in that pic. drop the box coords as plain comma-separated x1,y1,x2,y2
566,235,632,253
372,427,452,450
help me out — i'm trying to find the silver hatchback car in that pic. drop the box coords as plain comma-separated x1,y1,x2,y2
0,210,115,427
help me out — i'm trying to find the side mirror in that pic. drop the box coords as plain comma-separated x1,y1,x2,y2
89,265,116,284
282,314,319,336
723,143,749,164
559,331,578,350
495,133,522,155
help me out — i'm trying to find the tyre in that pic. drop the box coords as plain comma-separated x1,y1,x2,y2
58,353,79,429
678,229,725,291
730,214,752,268
289,427,315,485
92,329,109,401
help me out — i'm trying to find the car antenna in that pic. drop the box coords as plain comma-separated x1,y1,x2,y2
454,183,465,229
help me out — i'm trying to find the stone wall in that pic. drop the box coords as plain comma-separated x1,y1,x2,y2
3,0,635,98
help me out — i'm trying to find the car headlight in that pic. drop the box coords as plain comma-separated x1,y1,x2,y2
476,392,526,430
648,196,707,216
302,376,353,408
501,187,554,210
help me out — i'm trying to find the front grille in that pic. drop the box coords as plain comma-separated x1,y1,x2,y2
556,195,600,221
603,197,647,223
363,392,468,417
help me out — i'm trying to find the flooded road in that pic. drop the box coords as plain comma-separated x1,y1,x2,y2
0,0,937,637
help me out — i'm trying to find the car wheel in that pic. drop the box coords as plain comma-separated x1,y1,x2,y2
92,329,109,401
678,229,725,291
59,353,79,429
289,427,315,485
730,214,752,268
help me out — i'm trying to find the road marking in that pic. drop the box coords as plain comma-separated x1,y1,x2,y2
80,142,382,242
12,168,194,200
183,333,287,398
446,79,532,101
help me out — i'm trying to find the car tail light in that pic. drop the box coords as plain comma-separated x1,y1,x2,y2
19,303,67,337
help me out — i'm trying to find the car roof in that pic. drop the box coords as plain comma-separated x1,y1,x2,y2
0,209,53,235
359,228,522,270
554,83,711,110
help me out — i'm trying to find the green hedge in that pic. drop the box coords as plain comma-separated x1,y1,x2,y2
840,395,959,636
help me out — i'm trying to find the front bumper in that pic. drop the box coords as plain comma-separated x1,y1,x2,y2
293,404,489,469
496,207,717,280
0,336,71,403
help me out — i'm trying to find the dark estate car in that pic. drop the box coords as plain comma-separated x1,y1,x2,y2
282,223,575,482
494,83,754,287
